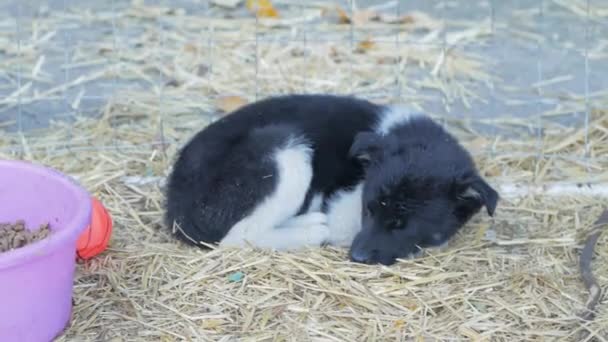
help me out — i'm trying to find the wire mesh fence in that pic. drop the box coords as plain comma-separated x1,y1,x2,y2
0,0,606,181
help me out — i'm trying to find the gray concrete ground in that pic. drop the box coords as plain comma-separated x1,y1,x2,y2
1,0,606,136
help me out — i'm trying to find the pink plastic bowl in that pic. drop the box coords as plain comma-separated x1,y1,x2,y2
0,160,92,341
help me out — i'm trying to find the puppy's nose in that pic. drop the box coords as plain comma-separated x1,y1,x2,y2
350,249,372,263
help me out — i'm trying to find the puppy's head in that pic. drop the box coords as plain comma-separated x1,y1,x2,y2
348,117,498,266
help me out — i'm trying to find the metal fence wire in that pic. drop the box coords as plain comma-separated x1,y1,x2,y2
1,0,606,185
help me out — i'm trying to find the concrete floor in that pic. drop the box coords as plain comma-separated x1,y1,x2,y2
1,0,606,135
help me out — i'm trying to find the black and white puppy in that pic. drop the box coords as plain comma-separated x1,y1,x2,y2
165,94,498,265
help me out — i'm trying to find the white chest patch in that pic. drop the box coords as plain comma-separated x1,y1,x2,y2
324,182,364,247
219,141,331,250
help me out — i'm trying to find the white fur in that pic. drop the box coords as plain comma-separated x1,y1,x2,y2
376,105,423,136
307,193,324,213
220,141,330,250
324,182,365,247
278,212,326,229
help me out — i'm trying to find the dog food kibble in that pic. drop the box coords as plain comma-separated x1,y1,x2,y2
0,220,52,253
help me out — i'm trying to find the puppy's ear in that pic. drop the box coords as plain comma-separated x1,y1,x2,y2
454,174,499,216
349,132,384,165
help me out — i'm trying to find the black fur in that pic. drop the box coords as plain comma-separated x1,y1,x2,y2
348,117,498,265
166,94,379,244
165,94,498,265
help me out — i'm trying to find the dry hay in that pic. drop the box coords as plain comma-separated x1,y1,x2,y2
1,1,608,341
2,107,605,342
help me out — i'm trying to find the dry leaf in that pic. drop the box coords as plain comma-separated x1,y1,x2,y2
356,39,375,53
215,96,248,113
394,319,406,328
392,14,415,25
332,6,378,25
330,7,440,30
246,0,279,18
335,7,350,24
257,7,278,18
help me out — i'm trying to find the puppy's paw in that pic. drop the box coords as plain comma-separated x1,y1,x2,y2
305,224,331,246
305,212,329,225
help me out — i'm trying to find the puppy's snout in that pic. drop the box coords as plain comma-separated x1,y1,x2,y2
349,248,374,264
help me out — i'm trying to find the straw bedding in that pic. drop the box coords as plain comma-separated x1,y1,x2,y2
8,114,604,341
1,1,607,341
